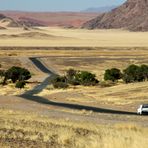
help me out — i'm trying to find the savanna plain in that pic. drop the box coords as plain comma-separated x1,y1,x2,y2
0,27,148,148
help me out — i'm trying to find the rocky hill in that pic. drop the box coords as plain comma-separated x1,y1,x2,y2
82,0,148,31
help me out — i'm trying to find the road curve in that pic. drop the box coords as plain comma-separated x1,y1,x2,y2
18,57,138,116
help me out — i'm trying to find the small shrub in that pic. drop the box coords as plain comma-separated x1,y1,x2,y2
15,81,26,89
52,76,67,83
52,76,68,89
52,82,69,89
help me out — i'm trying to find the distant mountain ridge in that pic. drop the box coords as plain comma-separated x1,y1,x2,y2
0,11,99,28
83,5,117,13
82,0,148,31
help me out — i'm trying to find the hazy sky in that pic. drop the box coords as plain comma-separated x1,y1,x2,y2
0,0,126,11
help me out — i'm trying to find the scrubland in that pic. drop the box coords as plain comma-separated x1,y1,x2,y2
1,47,148,108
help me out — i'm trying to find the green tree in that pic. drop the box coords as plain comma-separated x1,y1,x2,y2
75,71,99,86
4,66,31,83
104,68,122,82
122,64,143,83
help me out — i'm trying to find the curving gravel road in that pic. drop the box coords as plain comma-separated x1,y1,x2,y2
19,57,137,115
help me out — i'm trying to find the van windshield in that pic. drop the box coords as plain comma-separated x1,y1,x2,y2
142,105,148,108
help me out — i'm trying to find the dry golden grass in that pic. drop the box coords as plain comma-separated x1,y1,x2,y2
37,81,148,108
0,109,148,148
0,80,33,95
0,27,148,47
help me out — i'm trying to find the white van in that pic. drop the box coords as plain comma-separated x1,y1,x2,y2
137,104,148,115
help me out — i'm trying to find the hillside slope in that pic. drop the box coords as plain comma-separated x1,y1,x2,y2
82,0,148,31
0,13,22,28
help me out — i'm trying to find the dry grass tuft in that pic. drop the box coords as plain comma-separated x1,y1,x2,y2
0,109,148,148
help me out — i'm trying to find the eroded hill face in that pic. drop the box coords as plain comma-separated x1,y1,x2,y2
82,0,148,31
0,13,21,29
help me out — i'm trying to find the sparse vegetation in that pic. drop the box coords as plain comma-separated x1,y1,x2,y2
52,69,99,88
53,64,148,89
103,64,148,84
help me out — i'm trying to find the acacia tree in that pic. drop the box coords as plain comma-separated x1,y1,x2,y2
104,68,122,82
4,66,31,84
74,71,99,86
122,64,148,83
66,69,99,86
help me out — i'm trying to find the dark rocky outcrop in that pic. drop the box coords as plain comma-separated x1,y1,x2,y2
0,14,6,20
